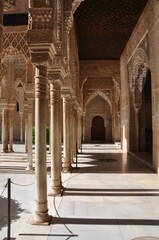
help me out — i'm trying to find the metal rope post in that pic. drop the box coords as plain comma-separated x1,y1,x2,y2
8,178,11,240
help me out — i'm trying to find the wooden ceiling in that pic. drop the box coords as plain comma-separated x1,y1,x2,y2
74,0,148,60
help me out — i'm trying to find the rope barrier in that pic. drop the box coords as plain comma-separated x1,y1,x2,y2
0,181,8,196
11,180,35,187
53,196,74,235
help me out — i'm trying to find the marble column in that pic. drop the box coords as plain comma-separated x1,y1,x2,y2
70,100,74,163
1,108,9,153
19,112,23,142
48,80,63,196
73,104,78,156
62,92,72,172
9,109,14,152
26,100,34,171
30,65,52,225
25,110,28,153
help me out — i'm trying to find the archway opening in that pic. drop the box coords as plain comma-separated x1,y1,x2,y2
139,69,152,153
91,116,105,142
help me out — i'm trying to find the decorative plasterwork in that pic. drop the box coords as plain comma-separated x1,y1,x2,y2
72,0,85,14
65,0,84,34
84,90,112,111
55,0,62,52
3,0,16,11
128,47,149,104
28,8,53,30
2,31,30,61
0,64,7,86
14,68,26,85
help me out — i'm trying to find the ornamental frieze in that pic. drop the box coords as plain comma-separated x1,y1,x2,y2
28,8,53,30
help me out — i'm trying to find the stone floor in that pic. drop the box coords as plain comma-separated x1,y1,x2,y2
1,143,159,240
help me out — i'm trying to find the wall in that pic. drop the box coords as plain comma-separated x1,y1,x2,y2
120,0,159,172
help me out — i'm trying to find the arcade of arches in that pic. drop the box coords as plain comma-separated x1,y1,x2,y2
0,0,159,224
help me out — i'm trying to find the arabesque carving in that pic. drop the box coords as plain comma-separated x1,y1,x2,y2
65,0,85,34
28,9,53,30
128,48,149,103
2,32,30,60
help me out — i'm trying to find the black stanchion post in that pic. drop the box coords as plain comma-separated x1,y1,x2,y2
8,178,11,240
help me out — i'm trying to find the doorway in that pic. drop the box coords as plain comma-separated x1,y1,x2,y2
91,116,105,142
139,69,152,152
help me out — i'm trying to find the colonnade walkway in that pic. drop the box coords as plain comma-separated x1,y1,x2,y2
1,144,159,240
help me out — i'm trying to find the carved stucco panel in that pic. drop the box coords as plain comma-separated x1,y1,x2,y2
84,90,112,112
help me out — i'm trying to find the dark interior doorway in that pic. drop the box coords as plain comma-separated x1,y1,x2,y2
91,116,105,142
139,69,152,152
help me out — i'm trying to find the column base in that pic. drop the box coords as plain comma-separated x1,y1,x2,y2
29,212,53,225
1,149,8,153
48,185,64,196
26,165,34,171
9,149,14,153
62,164,72,173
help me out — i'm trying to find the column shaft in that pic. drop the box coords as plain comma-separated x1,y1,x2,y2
49,80,63,196
30,66,52,225
62,94,72,172
2,108,9,153
26,101,34,171
25,111,28,153
9,110,14,152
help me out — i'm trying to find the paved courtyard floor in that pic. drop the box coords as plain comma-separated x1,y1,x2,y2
0,144,159,240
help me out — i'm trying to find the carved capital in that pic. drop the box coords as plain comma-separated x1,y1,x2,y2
29,51,52,67
28,8,53,30
61,88,71,99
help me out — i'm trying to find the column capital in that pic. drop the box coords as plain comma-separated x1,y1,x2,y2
61,88,71,99
48,65,66,83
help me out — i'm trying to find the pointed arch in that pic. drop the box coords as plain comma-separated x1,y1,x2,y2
84,90,112,111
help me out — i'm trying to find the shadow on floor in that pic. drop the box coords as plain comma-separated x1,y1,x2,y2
53,217,159,226
0,196,24,231
73,152,154,174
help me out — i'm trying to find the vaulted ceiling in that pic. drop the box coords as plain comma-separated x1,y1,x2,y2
74,0,149,60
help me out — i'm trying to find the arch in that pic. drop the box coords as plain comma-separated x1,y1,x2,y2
65,0,85,34
72,0,85,14
128,48,149,99
91,115,105,142
139,68,152,153
84,90,112,111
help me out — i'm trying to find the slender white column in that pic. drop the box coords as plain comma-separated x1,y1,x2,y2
30,66,52,225
20,112,23,142
62,93,72,172
70,100,74,163
1,108,9,153
26,100,34,171
25,110,28,153
48,80,63,196
9,109,14,152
